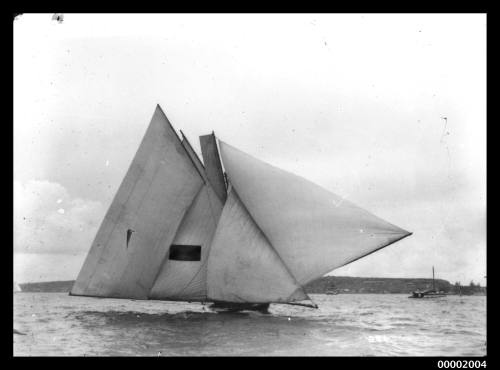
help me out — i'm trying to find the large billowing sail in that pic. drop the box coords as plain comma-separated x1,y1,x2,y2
70,106,204,299
148,183,223,301
218,141,411,286
206,188,309,303
70,103,411,307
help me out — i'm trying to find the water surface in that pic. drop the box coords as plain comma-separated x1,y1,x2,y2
13,293,486,356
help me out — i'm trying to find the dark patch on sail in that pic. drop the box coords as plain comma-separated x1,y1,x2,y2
169,245,201,261
126,229,135,248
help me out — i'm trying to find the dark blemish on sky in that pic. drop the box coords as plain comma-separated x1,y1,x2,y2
126,229,135,248
440,117,448,143
52,14,64,24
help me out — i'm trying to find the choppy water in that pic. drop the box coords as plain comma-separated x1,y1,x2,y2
13,293,486,356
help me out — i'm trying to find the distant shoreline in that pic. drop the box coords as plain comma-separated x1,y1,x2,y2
304,276,486,296
16,276,486,296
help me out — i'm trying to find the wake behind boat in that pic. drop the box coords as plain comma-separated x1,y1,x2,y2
69,105,412,312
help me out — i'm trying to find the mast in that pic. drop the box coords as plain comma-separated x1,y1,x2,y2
432,266,435,291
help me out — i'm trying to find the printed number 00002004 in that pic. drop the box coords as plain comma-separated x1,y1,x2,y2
438,361,486,369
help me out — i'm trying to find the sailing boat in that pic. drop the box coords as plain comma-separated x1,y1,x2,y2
70,105,412,312
409,266,447,298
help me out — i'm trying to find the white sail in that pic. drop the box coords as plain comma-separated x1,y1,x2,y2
206,188,309,303
148,183,223,301
71,106,204,299
200,133,227,203
147,136,224,301
180,136,207,183
218,141,411,286
69,103,411,307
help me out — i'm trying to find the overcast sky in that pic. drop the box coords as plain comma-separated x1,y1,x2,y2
14,13,486,286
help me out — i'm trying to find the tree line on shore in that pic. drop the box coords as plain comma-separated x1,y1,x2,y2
17,276,486,295
304,276,486,295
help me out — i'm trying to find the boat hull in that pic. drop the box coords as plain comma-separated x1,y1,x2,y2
208,301,271,313
408,292,447,298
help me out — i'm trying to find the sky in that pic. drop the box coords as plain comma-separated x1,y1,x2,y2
13,13,486,286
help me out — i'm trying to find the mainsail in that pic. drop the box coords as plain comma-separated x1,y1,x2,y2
71,105,411,307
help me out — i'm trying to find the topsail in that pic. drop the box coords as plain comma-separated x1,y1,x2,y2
71,105,411,306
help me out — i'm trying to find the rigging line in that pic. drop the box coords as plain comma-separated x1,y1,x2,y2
157,105,206,184
181,138,206,184
212,132,228,191
180,130,206,171
214,136,229,190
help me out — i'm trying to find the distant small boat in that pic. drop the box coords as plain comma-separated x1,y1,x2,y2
14,281,22,293
325,289,339,295
409,267,447,298
409,290,447,298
